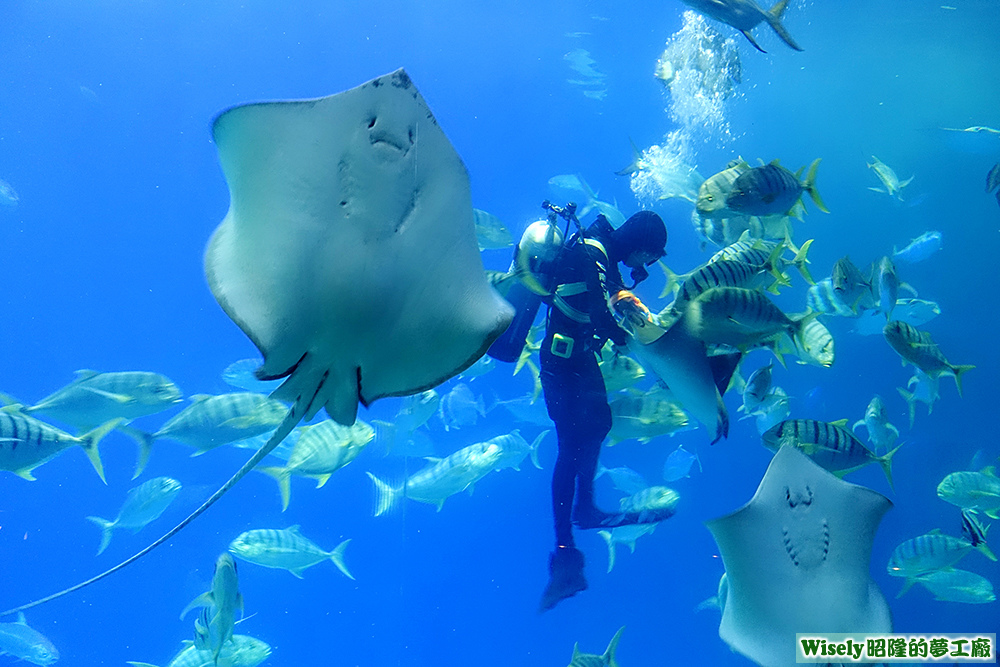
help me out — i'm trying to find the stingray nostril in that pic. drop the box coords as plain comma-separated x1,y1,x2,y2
367,116,377,129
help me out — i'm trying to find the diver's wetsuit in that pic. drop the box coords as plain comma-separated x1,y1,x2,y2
539,217,628,548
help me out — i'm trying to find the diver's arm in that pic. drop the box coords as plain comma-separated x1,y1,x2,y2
587,246,629,346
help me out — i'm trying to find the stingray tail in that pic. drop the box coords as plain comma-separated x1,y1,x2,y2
0,403,305,618
877,443,903,492
766,0,804,51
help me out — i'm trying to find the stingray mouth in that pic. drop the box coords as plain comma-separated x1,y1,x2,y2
785,485,814,508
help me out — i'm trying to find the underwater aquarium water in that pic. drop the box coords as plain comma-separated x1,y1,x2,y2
1,0,998,665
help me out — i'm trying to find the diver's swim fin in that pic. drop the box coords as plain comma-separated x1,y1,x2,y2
539,546,587,612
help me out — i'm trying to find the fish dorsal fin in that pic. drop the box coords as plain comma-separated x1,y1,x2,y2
16,612,27,625
830,418,849,428
287,524,302,534
189,394,212,403
571,643,582,659
927,528,942,535
424,456,443,463
73,369,100,381
1,403,24,414
769,159,781,167
982,466,996,477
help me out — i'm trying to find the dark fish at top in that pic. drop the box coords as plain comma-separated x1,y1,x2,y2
726,159,829,217
988,163,1000,208
680,0,803,53
986,163,1000,193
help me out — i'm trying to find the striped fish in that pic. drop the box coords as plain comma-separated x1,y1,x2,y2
367,441,503,514
937,469,1000,519
696,159,750,219
619,485,679,515
258,419,374,510
568,626,624,667
726,159,829,217
684,286,803,350
961,509,995,558
126,634,271,667
883,321,974,396
709,232,814,284
86,476,182,554
887,530,993,596
0,408,120,482
660,259,776,308
228,526,353,580
831,255,875,314
128,392,288,459
762,418,900,488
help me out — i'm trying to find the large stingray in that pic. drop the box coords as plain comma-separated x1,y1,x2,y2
1,69,513,616
705,445,893,667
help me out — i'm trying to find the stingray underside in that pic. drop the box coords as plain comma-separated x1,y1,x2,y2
205,69,513,426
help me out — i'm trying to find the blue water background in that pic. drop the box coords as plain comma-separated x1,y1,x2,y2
1,0,998,664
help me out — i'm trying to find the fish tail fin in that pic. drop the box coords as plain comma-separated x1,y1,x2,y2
766,243,794,288
802,159,829,212
658,261,680,299
598,530,616,573
604,626,625,667
79,418,124,484
877,443,903,492
896,387,917,427
976,541,997,562
258,466,292,511
950,364,975,397
367,472,399,517
86,515,115,555
117,424,156,480
329,538,355,580
792,238,815,284
765,0,803,50
529,430,549,470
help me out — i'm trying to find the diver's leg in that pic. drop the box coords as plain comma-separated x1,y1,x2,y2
539,352,588,611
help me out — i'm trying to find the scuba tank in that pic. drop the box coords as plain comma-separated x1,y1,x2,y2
487,203,576,362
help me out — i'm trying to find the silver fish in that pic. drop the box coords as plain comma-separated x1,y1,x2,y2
257,419,374,510
892,231,942,264
147,392,287,455
867,155,913,201
87,476,182,554
680,0,802,52
915,567,996,603
126,634,271,667
598,524,657,572
887,531,992,597
229,526,352,579
938,469,1000,519
180,554,243,666
883,321,974,396
0,613,58,666
851,396,898,455
367,441,503,513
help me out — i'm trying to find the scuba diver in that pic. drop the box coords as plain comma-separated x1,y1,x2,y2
522,206,673,612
